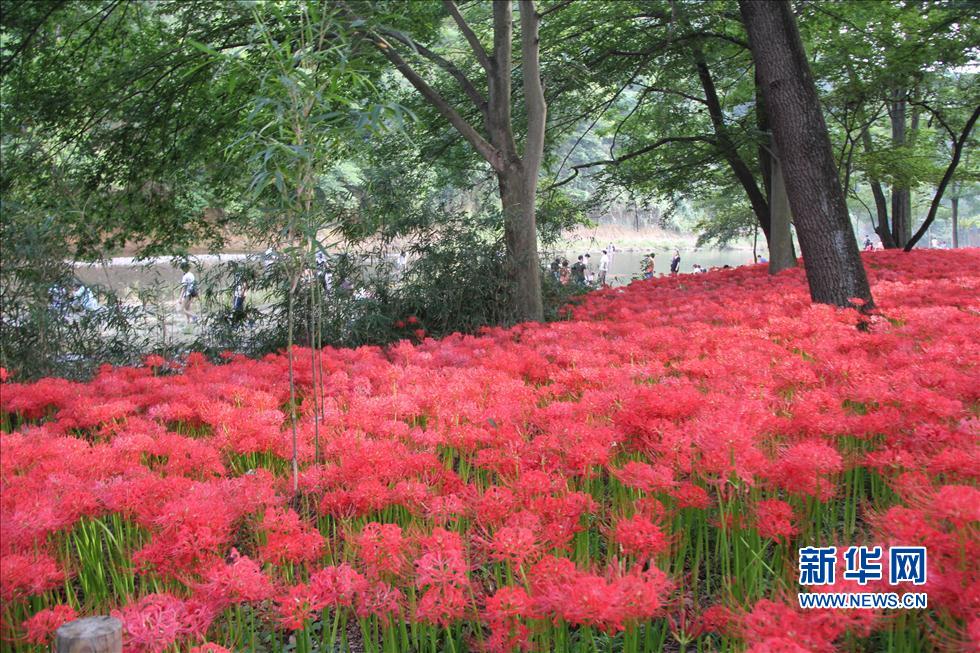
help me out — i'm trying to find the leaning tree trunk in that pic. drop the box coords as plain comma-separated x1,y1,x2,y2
768,142,798,273
740,0,873,309
499,165,543,322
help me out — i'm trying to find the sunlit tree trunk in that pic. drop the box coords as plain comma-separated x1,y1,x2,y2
951,194,959,248
768,143,797,273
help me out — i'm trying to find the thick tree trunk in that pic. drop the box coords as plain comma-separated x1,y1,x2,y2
499,166,543,322
951,195,959,248
889,93,912,246
768,143,797,273
740,0,873,308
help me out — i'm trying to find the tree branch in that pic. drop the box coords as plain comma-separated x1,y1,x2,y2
443,0,491,72
539,0,576,18
1,0,68,75
545,135,714,190
378,27,487,114
375,35,502,170
904,104,980,251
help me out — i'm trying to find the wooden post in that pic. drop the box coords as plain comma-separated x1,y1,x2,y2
55,616,122,653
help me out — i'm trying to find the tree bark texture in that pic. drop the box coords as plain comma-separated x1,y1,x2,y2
768,143,798,273
740,0,873,308
951,195,959,248
889,93,912,246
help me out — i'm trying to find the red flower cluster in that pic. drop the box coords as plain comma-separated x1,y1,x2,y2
1,249,978,651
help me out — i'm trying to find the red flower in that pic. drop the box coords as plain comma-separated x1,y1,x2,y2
22,605,77,645
752,499,799,542
613,513,670,559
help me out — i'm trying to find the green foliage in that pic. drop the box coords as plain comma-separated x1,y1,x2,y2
0,201,151,379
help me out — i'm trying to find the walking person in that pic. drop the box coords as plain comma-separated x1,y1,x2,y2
584,253,594,285
559,259,571,285
670,250,681,275
179,263,199,323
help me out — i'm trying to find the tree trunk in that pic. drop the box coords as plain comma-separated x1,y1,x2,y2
860,128,897,248
370,0,545,322
740,0,873,308
499,166,543,322
889,92,912,246
951,194,959,248
768,142,797,273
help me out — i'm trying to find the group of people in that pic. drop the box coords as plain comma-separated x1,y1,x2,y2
642,250,684,279
551,250,611,287
48,282,101,322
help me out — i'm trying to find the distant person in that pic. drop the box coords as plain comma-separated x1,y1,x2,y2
48,284,70,317
396,250,408,278
864,235,874,251
598,250,610,285
691,263,702,274
550,257,561,281
758,255,768,264
179,263,198,323
670,250,681,275
571,255,587,285
231,278,247,320
262,247,277,273
584,253,594,284
71,283,100,320
643,253,655,279
559,259,571,285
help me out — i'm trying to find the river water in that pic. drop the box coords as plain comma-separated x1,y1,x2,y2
75,248,754,296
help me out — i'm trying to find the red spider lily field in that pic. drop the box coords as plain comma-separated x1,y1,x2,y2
1,249,978,653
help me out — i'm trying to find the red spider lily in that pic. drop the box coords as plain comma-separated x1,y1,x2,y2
0,551,65,603
309,563,366,607
275,583,320,630
356,521,409,578
613,513,671,560
21,605,77,645
752,499,799,542
112,593,216,653
194,550,275,609
1,249,978,649
489,525,540,568
257,507,324,565
189,645,233,653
